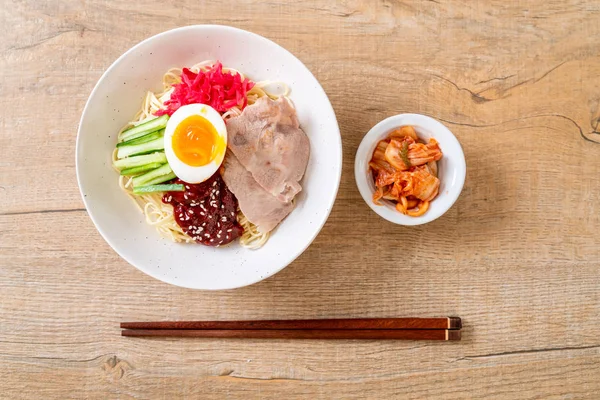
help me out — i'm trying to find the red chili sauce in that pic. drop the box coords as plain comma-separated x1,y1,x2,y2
162,173,243,246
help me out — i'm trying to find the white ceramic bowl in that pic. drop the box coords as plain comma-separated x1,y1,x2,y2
355,114,465,225
76,25,342,289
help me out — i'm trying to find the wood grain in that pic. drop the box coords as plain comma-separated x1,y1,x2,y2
1,0,600,398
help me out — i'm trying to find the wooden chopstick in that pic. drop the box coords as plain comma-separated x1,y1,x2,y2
122,328,461,341
120,317,461,331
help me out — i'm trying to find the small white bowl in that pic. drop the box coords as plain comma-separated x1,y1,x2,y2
354,114,466,225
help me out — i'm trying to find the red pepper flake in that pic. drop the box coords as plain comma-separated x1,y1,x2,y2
155,61,255,116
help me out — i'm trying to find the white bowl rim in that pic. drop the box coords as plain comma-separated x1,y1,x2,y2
354,113,465,226
76,25,342,289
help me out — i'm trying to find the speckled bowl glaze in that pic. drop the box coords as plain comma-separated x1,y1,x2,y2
76,25,342,289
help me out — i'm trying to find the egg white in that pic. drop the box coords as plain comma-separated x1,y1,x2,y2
164,103,227,183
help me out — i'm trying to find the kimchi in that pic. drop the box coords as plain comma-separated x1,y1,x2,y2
369,126,442,217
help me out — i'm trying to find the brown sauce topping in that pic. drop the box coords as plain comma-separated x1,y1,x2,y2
162,174,243,246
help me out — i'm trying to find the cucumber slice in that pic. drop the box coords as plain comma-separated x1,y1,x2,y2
141,172,177,186
118,115,169,142
132,184,185,194
120,162,164,176
116,129,164,148
113,152,167,170
117,136,164,159
132,164,173,187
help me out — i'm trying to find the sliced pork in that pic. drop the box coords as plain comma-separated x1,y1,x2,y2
226,96,310,203
221,152,295,234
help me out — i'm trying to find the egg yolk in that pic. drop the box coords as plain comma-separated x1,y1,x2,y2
172,115,223,166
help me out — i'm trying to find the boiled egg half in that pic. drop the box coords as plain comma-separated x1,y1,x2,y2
164,104,227,183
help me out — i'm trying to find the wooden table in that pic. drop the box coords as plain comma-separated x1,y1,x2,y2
2,1,599,398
